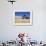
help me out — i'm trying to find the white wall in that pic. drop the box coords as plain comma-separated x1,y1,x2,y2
0,0,46,41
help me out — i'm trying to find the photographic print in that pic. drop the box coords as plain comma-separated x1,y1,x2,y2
15,11,32,25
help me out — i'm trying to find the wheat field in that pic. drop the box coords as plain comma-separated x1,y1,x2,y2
15,16,32,23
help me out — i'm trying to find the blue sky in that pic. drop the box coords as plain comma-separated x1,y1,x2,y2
15,12,30,16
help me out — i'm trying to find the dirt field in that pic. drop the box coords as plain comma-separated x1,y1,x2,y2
15,16,32,23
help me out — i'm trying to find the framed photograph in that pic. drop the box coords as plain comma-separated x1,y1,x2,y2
15,11,33,25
